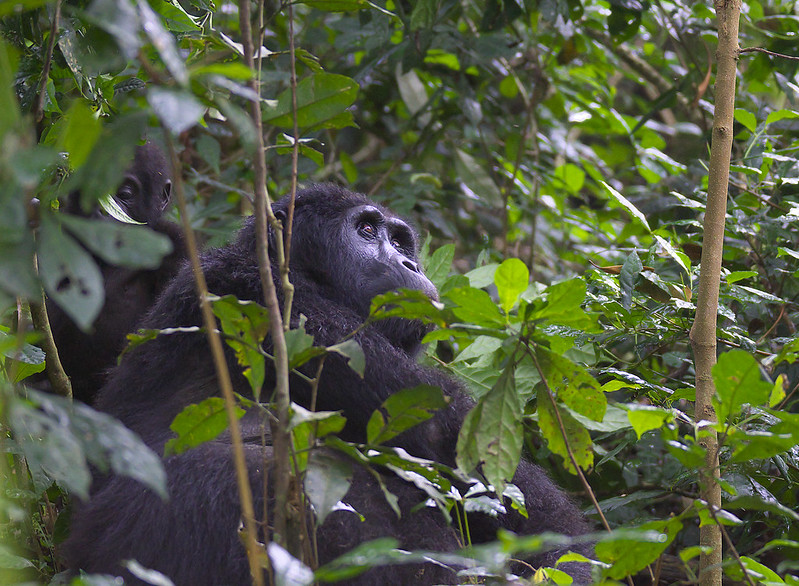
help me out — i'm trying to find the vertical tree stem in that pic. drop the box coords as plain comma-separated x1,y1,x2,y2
164,137,264,586
238,0,297,556
689,3,741,586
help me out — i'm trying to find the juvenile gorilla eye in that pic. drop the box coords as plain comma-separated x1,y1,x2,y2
391,237,402,249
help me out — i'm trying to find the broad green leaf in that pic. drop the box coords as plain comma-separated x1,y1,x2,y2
410,0,437,29
601,181,651,232
627,405,673,439
619,251,642,310
136,0,187,86
765,109,799,126
424,244,454,290
304,450,353,525
60,215,174,268
540,350,606,421
164,397,245,457
537,396,593,474
457,368,523,494
55,101,102,169
366,385,448,445
527,279,595,330
369,289,445,326
10,390,167,499
148,87,205,135
454,149,501,204
328,339,365,378
495,258,529,314
263,73,358,130
712,350,772,423
88,0,141,59
734,108,757,133
465,263,498,289
595,519,682,579
211,295,270,399
447,286,505,326
38,214,104,331
290,404,347,470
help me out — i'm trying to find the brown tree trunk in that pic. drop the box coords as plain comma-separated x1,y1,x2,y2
688,3,742,586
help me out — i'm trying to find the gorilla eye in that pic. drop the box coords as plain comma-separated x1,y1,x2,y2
357,221,377,238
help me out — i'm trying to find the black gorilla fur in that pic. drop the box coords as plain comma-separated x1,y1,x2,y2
64,185,592,585
47,144,186,404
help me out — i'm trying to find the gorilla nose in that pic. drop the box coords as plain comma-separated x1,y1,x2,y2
401,259,420,273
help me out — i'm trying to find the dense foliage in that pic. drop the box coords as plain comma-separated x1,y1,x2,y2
1,0,799,584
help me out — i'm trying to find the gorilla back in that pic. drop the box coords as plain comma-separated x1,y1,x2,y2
64,185,593,585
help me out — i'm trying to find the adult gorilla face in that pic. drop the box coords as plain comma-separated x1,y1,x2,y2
338,204,437,310
276,188,437,325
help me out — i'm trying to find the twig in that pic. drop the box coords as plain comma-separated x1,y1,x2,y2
163,135,265,586
33,0,61,123
239,0,297,559
740,47,799,61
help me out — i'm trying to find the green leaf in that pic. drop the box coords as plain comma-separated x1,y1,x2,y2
304,450,353,525
148,87,205,135
328,339,365,377
211,295,270,399
10,390,166,499
366,385,448,445
457,368,524,494
136,0,188,85
494,258,529,314
424,244,454,291
263,73,358,130
712,350,772,423
765,109,799,126
601,181,651,232
454,149,501,204
164,397,245,457
626,405,673,439
595,519,682,579
447,286,505,327
527,279,596,331
541,350,606,421
60,215,174,268
734,108,757,133
619,251,642,310
55,100,103,169
537,396,593,474
410,0,437,29
38,214,104,331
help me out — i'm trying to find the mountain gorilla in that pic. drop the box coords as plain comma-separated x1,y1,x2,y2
46,144,186,404
64,185,592,585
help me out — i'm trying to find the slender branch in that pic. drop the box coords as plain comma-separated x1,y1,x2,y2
740,47,799,61
29,292,72,398
33,0,61,123
164,135,264,586
238,0,297,557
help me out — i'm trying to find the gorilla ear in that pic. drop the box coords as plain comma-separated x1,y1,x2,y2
275,209,287,224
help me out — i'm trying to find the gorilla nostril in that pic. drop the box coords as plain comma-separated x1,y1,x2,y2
402,260,419,273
